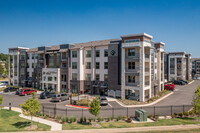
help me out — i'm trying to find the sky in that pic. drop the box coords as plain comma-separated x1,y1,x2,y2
0,0,200,57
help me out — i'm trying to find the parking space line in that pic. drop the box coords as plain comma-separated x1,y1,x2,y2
108,103,112,108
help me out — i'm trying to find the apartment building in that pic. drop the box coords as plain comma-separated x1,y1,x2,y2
165,52,192,81
191,58,200,78
8,33,166,102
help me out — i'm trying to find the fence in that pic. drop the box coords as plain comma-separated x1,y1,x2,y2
41,103,193,119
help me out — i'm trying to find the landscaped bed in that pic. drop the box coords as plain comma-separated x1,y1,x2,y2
62,117,200,130
118,90,171,105
0,109,51,132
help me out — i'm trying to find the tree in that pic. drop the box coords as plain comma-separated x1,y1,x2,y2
89,97,101,120
0,64,3,75
20,92,41,127
192,86,200,115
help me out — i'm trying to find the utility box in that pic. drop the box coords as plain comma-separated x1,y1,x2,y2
140,109,148,121
135,110,143,121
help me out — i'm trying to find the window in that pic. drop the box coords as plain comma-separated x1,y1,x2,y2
72,51,77,58
62,74,67,82
86,74,91,80
128,48,135,56
96,50,100,57
104,74,108,81
62,52,67,59
44,76,46,81
144,39,150,43
128,62,135,69
48,77,52,81
27,54,30,59
20,55,25,60
32,63,34,68
104,49,108,57
104,62,108,69
62,63,67,68
72,73,77,80
21,63,25,68
86,62,91,69
124,39,139,43
96,74,100,81
128,76,135,83
54,77,57,81
86,50,91,57
32,54,35,59
72,62,77,69
96,62,100,69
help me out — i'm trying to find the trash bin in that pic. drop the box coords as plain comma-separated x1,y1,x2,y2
139,109,147,121
135,110,143,121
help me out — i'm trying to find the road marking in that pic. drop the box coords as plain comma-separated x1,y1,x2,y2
108,103,112,107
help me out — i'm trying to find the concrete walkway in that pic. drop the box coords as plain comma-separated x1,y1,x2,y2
3,107,62,131
7,124,200,133
106,91,174,107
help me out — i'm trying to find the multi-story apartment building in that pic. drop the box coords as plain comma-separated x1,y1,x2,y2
164,52,192,81
8,33,166,102
191,58,200,78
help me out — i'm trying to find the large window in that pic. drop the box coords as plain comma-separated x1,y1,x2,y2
86,62,91,69
72,62,77,69
170,58,175,74
104,62,108,69
48,77,52,81
128,76,135,83
96,62,100,69
86,50,91,58
96,50,100,57
86,73,91,80
72,73,77,80
96,74,100,81
62,74,67,82
72,51,77,58
128,62,135,69
104,49,108,57
128,48,135,56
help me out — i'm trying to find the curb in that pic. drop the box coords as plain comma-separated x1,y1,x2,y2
188,80,194,85
114,92,174,108
66,104,90,109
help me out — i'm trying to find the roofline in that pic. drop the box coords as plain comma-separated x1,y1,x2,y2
120,33,153,39
9,47,29,50
154,42,165,45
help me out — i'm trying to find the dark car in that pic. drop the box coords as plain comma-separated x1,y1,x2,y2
3,87,19,92
180,80,188,84
100,97,108,106
51,93,69,102
173,80,186,85
40,91,56,99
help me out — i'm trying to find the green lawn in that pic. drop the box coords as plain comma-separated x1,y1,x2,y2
63,118,200,130
0,109,51,132
129,128,200,133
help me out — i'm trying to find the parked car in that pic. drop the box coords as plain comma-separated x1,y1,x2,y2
164,84,175,91
100,97,108,106
179,80,188,84
18,89,37,96
0,85,6,88
3,87,19,92
40,91,56,99
51,93,69,102
1,81,8,86
173,80,186,85
15,89,21,95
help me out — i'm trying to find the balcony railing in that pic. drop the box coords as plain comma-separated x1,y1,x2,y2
145,54,150,58
126,82,140,87
125,53,140,60
126,66,140,73
145,67,150,72
145,81,150,86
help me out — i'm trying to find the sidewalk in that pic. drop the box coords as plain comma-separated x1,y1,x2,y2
7,124,200,133
106,92,174,107
3,107,62,131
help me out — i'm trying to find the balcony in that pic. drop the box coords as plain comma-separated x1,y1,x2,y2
125,53,140,61
145,54,150,62
145,81,150,86
126,81,140,87
125,66,140,73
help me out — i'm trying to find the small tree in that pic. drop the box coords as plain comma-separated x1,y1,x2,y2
20,92,41,127
89,97,101,121
192,86,200,116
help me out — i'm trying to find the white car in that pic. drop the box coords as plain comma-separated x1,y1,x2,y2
0,85,6,88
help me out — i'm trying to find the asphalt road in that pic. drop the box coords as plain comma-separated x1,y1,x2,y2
0,80,199,118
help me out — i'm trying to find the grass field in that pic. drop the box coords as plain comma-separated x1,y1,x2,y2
130,128,200,133
63,118,200,130
0,109,50,132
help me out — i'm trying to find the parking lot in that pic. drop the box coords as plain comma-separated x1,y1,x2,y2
0,80,199,118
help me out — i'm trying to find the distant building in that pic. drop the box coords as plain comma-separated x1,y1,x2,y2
191,58,200,78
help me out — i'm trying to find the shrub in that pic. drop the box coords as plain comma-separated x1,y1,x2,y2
127,117,132,123
148,115,153,119
116,116,122,121
107,117,110,122
43,115,48,119
154,115,159,121
83,117,87,123
171,114,175,119
93,118,96,122
101,117,104,121
80,117,83,123
62,117,66,123
122,116,127,120
111,116,114,121
56,116,61,122
88,117,93,123
69,117,73,123
178,113,183,118
72,117,76,122
97,117,101,122
77,99,90,107
183,112,189,117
